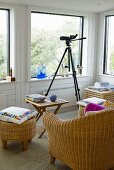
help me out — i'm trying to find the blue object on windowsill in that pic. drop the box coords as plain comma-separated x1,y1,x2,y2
37,72,46,79
37,65,46,79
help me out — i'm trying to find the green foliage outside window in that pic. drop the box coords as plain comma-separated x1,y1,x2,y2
0,34,7,79
31,13,82,78
110,53,114,70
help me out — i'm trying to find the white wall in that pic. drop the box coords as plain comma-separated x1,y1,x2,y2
0,2,98,111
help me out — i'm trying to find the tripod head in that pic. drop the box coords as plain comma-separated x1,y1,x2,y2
60,34,78,46
60,34,86,46
60,34,78,41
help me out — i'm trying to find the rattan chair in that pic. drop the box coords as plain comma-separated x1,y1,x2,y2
43,110,114,170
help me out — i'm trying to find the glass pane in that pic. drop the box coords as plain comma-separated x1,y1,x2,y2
0,10,9,80
105,16,114,75
31,12,82,78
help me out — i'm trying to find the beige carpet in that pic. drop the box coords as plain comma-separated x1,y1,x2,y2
0,125,71,170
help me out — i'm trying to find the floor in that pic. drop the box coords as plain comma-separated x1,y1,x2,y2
38,109,78,126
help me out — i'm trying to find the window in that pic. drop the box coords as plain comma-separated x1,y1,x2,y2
0,9,10,80
104,15,114,75
31,12,84,78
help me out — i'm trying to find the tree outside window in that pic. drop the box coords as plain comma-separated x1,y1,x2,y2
0,9,10,80
31,12,84,78
104,16,114,75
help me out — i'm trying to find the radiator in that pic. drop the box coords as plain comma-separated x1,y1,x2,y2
0,94,8,110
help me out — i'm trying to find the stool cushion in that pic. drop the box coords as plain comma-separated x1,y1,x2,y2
0,107,37,124
85,103,105,115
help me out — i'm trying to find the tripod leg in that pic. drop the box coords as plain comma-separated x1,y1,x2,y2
69,47,80,101
45,47,68,96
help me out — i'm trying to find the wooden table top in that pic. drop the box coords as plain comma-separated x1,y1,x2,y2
25,98,69,108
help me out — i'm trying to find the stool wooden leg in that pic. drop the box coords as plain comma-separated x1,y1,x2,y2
28,139,32,143
50,156,56,164
22,141,28,151
1,140,7,149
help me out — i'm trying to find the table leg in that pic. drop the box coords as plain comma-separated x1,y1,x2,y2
39,128,46,138
32,105,46,138
38,104,63,138
54,104,63,114
32,103,64,138
32,105,45,122
37,107,46,138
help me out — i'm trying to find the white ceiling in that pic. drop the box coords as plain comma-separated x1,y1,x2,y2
1,0,114,12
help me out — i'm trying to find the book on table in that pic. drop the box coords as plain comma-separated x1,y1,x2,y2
77,97,106,107
25,94,46,102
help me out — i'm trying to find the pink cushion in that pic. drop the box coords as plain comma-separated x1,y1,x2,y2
84,103,105,115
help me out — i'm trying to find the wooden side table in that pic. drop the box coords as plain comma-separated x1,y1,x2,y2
25,98,68,138
85,88,114,102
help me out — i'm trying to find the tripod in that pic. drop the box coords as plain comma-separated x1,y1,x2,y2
45,34,86,101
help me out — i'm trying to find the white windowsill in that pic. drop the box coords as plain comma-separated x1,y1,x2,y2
0,80,12,84
29,74,91,82
0,79,16,84
98,74,114,78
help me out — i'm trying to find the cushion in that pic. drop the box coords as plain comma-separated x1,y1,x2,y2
0,107,37,124
25,94,46,102
84,103,105,115
85,108,108,116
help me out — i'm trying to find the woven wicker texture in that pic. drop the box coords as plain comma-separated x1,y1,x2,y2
0,118,36,150
103,100,114,108
85,88,114,102
78,105,85,117
43,110,114,170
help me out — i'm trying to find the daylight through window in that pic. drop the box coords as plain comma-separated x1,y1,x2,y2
104,15,114,75
31,12,84,78
0,9,10,80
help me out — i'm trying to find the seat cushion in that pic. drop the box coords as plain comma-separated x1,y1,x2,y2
85,103,105,115
0,107,37,124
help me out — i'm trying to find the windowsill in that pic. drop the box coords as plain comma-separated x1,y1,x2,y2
98,74,114,78
29,74,90,82
0,80,12,84
0,79,16,84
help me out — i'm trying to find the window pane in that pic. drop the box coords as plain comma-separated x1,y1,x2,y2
31,12,83,78
0,9,9,80
104,16,114,75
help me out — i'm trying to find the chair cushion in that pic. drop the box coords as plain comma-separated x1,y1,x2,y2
0,107,37,124
85,108,109,116
85,103,105,115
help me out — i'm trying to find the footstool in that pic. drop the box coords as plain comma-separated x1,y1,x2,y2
0,107,37,151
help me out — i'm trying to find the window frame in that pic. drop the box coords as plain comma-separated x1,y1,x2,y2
0,8,10,79
103,15,114,75
31,11,84,78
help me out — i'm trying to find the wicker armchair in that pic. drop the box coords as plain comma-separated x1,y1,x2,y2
43,110,114,170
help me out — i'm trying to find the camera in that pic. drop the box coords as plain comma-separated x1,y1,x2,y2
60,34,78,41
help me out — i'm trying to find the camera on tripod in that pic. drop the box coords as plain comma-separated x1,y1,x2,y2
60,34,78,42
45,33,86,101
